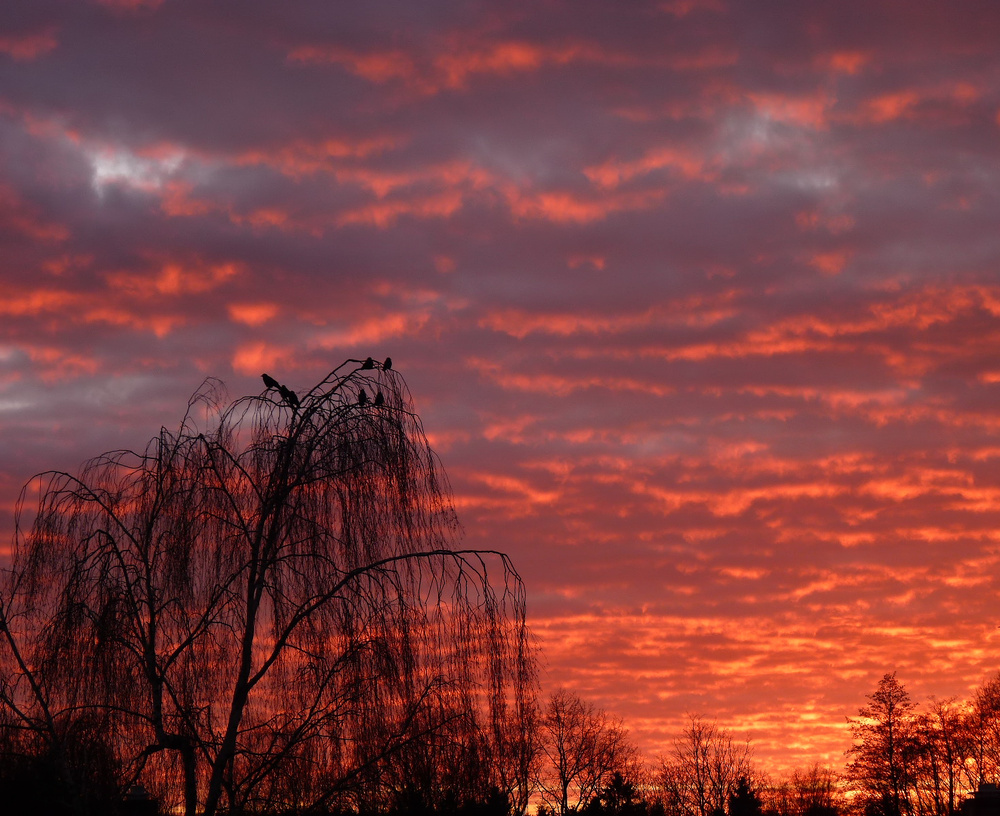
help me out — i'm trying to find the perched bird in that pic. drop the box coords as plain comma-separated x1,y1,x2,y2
383,356,392,371
262,373,280,389
362,356,374,369
358,388,368,405
374,390,384,406
279,384,300,408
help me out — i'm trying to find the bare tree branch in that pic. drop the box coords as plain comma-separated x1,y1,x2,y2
0,361,537,816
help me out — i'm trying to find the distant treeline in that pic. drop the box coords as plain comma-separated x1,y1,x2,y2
4,671,1000,816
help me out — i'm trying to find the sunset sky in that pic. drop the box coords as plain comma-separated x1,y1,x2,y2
3,0,1000,774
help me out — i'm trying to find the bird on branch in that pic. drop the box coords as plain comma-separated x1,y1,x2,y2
358,388,368,406
374,390,384,406
278,385,300,408
262,373,280,389
383,356,392,371
362,357,374,370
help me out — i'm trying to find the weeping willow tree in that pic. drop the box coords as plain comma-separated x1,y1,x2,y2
0,360,536,816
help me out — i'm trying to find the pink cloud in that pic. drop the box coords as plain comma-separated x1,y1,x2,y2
0,29,58,61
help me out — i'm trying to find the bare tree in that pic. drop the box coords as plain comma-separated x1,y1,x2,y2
657,715,755,816
968,673,1000,789
536,689,640,816
0,361,536,816
910,699,973,816
790,765,842,816
846,673,917,816
764,764,843,816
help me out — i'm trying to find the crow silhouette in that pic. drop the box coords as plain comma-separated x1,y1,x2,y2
262,373,280,389
383,356,392,371
374,390,384,406
279,384,299,408
362,357,374,369
358,388,368,405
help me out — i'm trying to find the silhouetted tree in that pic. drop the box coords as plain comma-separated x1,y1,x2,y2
846,673,917,816
968,674,1000,788
729,777,763,816
582,771,651,816
596,771,649,816
0,361,536,816
536,689,640,816
780,764,842,816
0,707,120,816
910,699,971,816
658,715,755,816
763,764,841,816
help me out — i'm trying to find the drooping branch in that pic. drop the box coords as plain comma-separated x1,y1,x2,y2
0,360,537,816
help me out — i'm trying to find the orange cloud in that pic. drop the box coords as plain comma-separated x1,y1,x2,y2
461,471,561,506
235,208,291,230
468,356,677,398
0,288,79,317
479,297,738,339
860,89,922,123
0,284,193,338
0,29,57,60
231,341,299,376
160,181,214,217
311,312,432,349
585,146,714,188
335,190,464,227
288,44,417,84
567,254,606,270
106,260,240,297
505,187,666,223
795,210,855,234
749,91,833,129
23,345,99,381
851,82,981,125
235,134,404,178
436,41,551,88
0,184,69,241
636,284,1000,366
81,307,183,338
162,157,497,235
333,160,495,198
823,50,870,75
808,249,852,275
290,38,649,95
41,253,94,276
228,303,280,327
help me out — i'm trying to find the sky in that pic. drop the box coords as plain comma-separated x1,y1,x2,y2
2,0,1000,775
